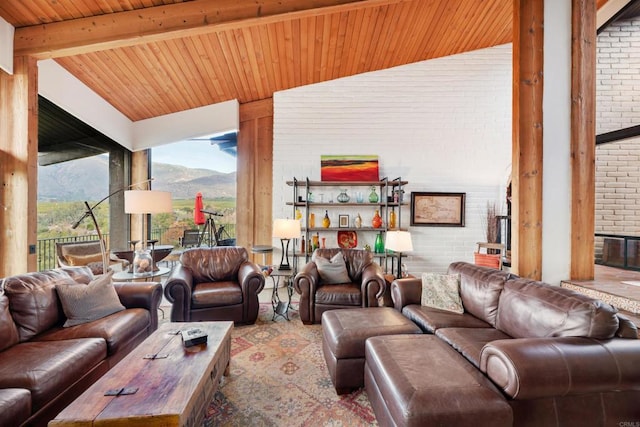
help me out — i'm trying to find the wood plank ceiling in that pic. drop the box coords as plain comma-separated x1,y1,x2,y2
0,0,515,122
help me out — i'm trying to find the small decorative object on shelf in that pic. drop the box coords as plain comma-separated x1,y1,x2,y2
322,210,331,228
368,186,379,203
308,192,314,202
356,191,364,203
309,213,316,228
337,189,350,203
133,249,153,275
374,233,385,254
312,233,320,251
389,207,396,229
295,208,302,220
372,209,383,228
354,213,363,228
300,237,305,254
321,237,326,248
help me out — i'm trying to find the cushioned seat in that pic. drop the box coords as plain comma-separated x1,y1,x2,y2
0,388,31,427
0,339,106,411
191,281,243,308
365,334,512,427
322,307,422,394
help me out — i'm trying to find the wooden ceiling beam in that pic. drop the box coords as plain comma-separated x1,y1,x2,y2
14,0,404,59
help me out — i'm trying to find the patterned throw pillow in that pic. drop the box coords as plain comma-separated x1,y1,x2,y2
315,253,351,284
421,272,464,314
55,271,125,327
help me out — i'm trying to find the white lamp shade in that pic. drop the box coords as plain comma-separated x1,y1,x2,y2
124,190,173,214
273,219,301,239
385,231,413,252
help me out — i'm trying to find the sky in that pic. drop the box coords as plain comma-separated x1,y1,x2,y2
151,140,237,173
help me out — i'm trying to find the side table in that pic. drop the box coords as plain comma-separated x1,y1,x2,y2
269,268,295,320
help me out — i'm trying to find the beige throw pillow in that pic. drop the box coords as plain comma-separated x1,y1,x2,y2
421,272,464,314
315,253,351,284
56,271,125,327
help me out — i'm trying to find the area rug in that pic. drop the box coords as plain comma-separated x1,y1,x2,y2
199,304,378,426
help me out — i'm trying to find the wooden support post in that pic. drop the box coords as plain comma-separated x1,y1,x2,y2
512,0,544,280
571,0,596,280
237,99,274,264
0,57,38,276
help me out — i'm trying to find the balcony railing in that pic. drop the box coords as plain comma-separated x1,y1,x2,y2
37,224,236,271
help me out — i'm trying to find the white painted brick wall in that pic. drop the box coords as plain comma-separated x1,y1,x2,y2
272,44,512,274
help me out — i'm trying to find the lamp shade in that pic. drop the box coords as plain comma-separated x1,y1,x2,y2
273,219,301,239
385,231,413,252
124,190,173,214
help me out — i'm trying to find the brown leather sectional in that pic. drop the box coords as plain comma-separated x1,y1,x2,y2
0,266,162,427
364,262,640,426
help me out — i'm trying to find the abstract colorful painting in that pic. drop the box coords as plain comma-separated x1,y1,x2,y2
320,155,379,181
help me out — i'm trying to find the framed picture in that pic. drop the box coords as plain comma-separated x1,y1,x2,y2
411,192,465,227
338,214,350,228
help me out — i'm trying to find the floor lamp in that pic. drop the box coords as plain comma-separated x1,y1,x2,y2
273,219,301,271
125,190,173,273
385,231,413,279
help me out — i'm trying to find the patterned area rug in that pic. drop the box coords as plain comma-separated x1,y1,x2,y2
198,304,378,426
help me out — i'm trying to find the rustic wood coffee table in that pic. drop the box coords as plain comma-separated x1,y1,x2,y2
49,321,233,427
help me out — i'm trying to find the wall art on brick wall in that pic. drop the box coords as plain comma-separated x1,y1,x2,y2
320,155,379,181
411,192,466,227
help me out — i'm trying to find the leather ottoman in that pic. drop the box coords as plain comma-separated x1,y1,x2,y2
364,334,512,427
321,307,422,394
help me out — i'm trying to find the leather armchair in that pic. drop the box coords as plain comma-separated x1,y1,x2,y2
164,247,265,325
294,248,385,324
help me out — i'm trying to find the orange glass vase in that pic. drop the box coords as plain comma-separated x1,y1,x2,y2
372,210,383,228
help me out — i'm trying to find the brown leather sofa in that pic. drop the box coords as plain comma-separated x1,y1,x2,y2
364,262,640,426
0,266,162,427
294,248,386,324
163,246,265,324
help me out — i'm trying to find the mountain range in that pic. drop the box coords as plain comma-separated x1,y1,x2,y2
38,155,236,201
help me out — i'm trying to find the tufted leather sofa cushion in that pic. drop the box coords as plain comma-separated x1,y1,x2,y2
180,246,248,282
447,261,512,327
496,278,620,339
0,295,19,352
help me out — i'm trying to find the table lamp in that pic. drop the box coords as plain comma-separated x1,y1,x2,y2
273,219,301,271
125,190,173,271
385,230,413,279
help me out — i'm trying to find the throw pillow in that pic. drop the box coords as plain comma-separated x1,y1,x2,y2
421,272,464,314
55,271,125,327
315,253,351,284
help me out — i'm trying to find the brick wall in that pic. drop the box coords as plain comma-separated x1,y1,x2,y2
272,44,512,274
596,18,640,261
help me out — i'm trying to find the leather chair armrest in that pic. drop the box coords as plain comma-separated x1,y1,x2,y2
293,262,319,324
113,281,162,331
163,264,194,321
238,261,266,296
391,277,422,310
360,263,386,304
480,337,640,400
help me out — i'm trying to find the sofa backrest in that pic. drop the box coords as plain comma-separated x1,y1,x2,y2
313,248,374,282
2,267,92,341
496,278,620,339
0,294,19,351
447,262,512,327
180,246,248,282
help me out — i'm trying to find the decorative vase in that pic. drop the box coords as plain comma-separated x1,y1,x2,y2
295,209,302,220
321,237,326,249
372,210,383,228
389,208,396,229
368,187,379,203
309,213,316,228
133,249,153,275
337,189,350,203
354,213,362,228
374,233,385,254
322,210,331,228
312,233,320,250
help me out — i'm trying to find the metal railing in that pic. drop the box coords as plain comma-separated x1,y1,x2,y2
37,224,237,271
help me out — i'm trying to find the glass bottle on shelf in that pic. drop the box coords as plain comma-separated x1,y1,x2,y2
354,213,362,228
368,186,379,203
372,209,383,228
374,233,385,253
337,189,350,203
389,207,396,229
312,233,320,250
322,210,331,228
295,208,302,220
309,213,316,228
